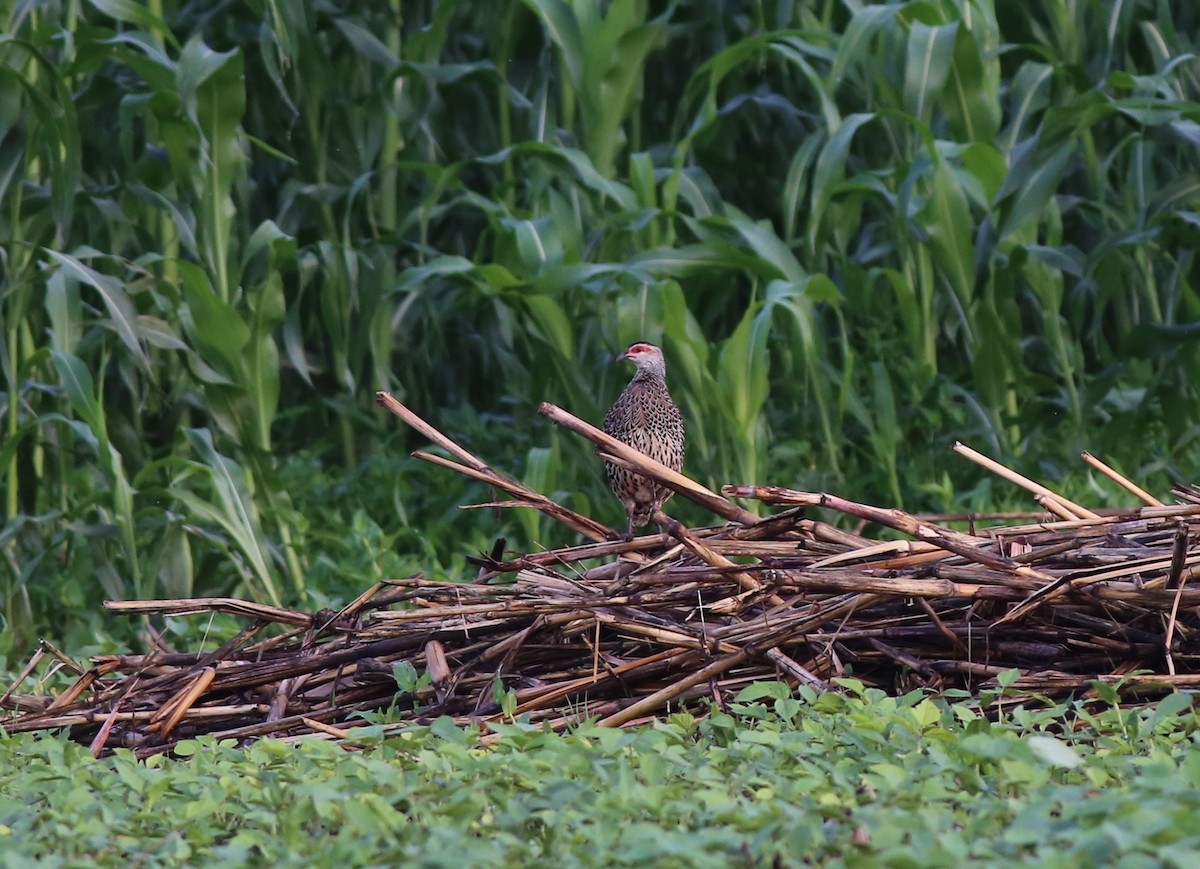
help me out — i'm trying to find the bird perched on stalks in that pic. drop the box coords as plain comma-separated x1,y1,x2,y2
603,342,686,539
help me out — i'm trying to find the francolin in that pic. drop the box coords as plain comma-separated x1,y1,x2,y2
603,342,686,538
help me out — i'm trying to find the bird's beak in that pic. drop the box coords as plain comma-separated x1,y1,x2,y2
616,350,631,363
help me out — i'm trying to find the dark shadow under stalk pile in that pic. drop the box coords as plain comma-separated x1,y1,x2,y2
4,394,1200,758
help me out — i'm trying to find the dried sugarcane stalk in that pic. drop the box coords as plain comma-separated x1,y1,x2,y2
1081,452,1164,507
413,449,614,543
104,598,313,627
953,442,1099,519
538,401,759,525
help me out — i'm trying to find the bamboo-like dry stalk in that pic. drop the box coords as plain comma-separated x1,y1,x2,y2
4,406,1199,757
1081,452,1164,507
538,401,760,526
953,442,1100,519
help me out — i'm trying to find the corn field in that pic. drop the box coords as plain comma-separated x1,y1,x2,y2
2,0,1199,646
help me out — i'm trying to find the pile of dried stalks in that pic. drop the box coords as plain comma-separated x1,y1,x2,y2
4,393,1200,758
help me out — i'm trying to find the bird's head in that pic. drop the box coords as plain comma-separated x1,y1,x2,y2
617,342,667,377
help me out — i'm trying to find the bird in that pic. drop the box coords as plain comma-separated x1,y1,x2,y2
602,342,686,539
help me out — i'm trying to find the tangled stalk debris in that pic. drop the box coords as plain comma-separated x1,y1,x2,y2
3,394,1198,756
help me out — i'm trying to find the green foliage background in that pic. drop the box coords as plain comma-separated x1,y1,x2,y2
3,0,1200,648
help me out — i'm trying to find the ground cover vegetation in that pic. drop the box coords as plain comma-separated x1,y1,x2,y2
3,682,1200,867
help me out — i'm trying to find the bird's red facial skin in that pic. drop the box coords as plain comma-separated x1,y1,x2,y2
627,343,653,355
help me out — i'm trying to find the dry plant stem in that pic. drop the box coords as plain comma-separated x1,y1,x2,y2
595,647,753,727
303,718,350,738
1164,525,1192,676
659,512,768,597
377,391,615,542
89,704,123,759
0,647,46,707
998,549,1200,625
151,667,217,738
980,504,1200,538
104,598,313,627
335,582,391,621
917,597,970,655
914,509,1069,523
1168,522,1190,589
40,638,86,675
538,401,759,525
1035,493,1080,521
1081,452,1164,506
953,442,1100,519
45,671,100,711
202,621,271,664
810,538,941,569
376,391,495,473
723,485,1057,587
764,647,832,691
413,450,614,543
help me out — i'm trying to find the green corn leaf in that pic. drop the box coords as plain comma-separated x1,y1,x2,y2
50,350,103,435
177,36,246,301
809,113,875,255
43,251,148,370
183,428,280,606
904,22,957,123
1000,62,1054,152
730,218,808,283
920,157,975,306
182,268,251,376
941,18,1000,143
523,0,585,88
995,134,1073,241
334,18,401,68
0,42,82,241
831,4,903,87
87,0,179,49
523,294,574,360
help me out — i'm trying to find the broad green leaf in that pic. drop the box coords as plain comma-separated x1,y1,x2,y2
1026,735,1083,769
782,134,824,243
523,0,585,88
920,158,975,305
940,18,1000,143
904,22,957,122
960,142,1007,204
831,4,903,86
43,250,148,370
1025,244,1084,278
523,294,574,359
0,42,82,239
178,36,246,301
1000,62,1054,152
182,428,280,605
334,18,401,68
87,0,179,49
44,269,80,354
183,274,251,375
995,135,1073,241
730,218,807,283
809,113,875,254
50,350,103,434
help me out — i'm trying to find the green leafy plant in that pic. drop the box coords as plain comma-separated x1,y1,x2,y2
4,688,1200,866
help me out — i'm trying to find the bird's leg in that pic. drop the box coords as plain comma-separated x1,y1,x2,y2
624,505,636,542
